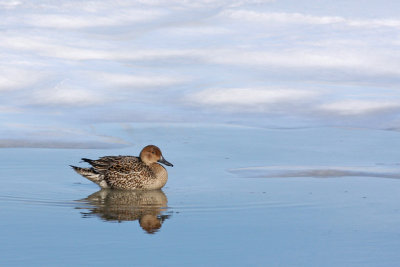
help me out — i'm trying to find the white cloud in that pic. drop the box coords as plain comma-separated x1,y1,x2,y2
134,0,274,8
0,35,112,60
0,76,27,91
166,26,231,36
0,106,23,113
31,82,107,106
223,10,345,25
106,49,195,61
193,49,400,77
203,50,357,68
0,1,272,31
0,0,21,9
93,72,187,88
222,10,400,28
0,0,398,130
24,9,167,29
0,68,44,91
0,34,195,61
186,87,318,112
319,100,400,115
2,33,397,79
347,18,400,28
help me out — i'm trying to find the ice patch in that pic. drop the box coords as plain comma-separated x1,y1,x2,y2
230,165,400,179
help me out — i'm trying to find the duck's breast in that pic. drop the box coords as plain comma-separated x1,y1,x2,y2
148,163,168,190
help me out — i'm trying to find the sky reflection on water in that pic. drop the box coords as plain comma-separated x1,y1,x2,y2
1,124,400,266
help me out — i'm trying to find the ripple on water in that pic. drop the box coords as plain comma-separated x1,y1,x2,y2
0,195,77,207
0,187,315,217
169,201,313,213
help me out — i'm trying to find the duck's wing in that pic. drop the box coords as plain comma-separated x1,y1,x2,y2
104,157,153,189
82,156,139,174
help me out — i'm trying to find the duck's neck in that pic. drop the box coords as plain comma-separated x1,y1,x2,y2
149,163,166,176
149,163,168,187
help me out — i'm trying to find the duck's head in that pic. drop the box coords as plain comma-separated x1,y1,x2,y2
140,145,173,167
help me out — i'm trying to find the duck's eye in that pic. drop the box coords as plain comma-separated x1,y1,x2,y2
151,151,155,154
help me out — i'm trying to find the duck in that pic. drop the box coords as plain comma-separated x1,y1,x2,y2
71,145,173,190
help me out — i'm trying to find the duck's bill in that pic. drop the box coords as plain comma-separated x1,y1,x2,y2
158,156,173,167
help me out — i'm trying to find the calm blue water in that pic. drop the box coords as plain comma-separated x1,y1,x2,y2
1,124,400,266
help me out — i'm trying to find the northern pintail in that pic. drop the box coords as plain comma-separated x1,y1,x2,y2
71,145,173,190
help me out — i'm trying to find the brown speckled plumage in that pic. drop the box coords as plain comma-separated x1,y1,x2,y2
71,145,173,190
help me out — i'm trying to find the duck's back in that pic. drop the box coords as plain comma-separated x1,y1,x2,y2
104,157,156,189
84,156,138,173
76,154,169,190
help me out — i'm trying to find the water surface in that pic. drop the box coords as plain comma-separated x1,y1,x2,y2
1,124,400,266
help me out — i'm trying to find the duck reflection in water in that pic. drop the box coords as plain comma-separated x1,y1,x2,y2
77,189,170,234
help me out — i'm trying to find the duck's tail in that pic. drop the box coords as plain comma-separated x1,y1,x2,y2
70,165,109,188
